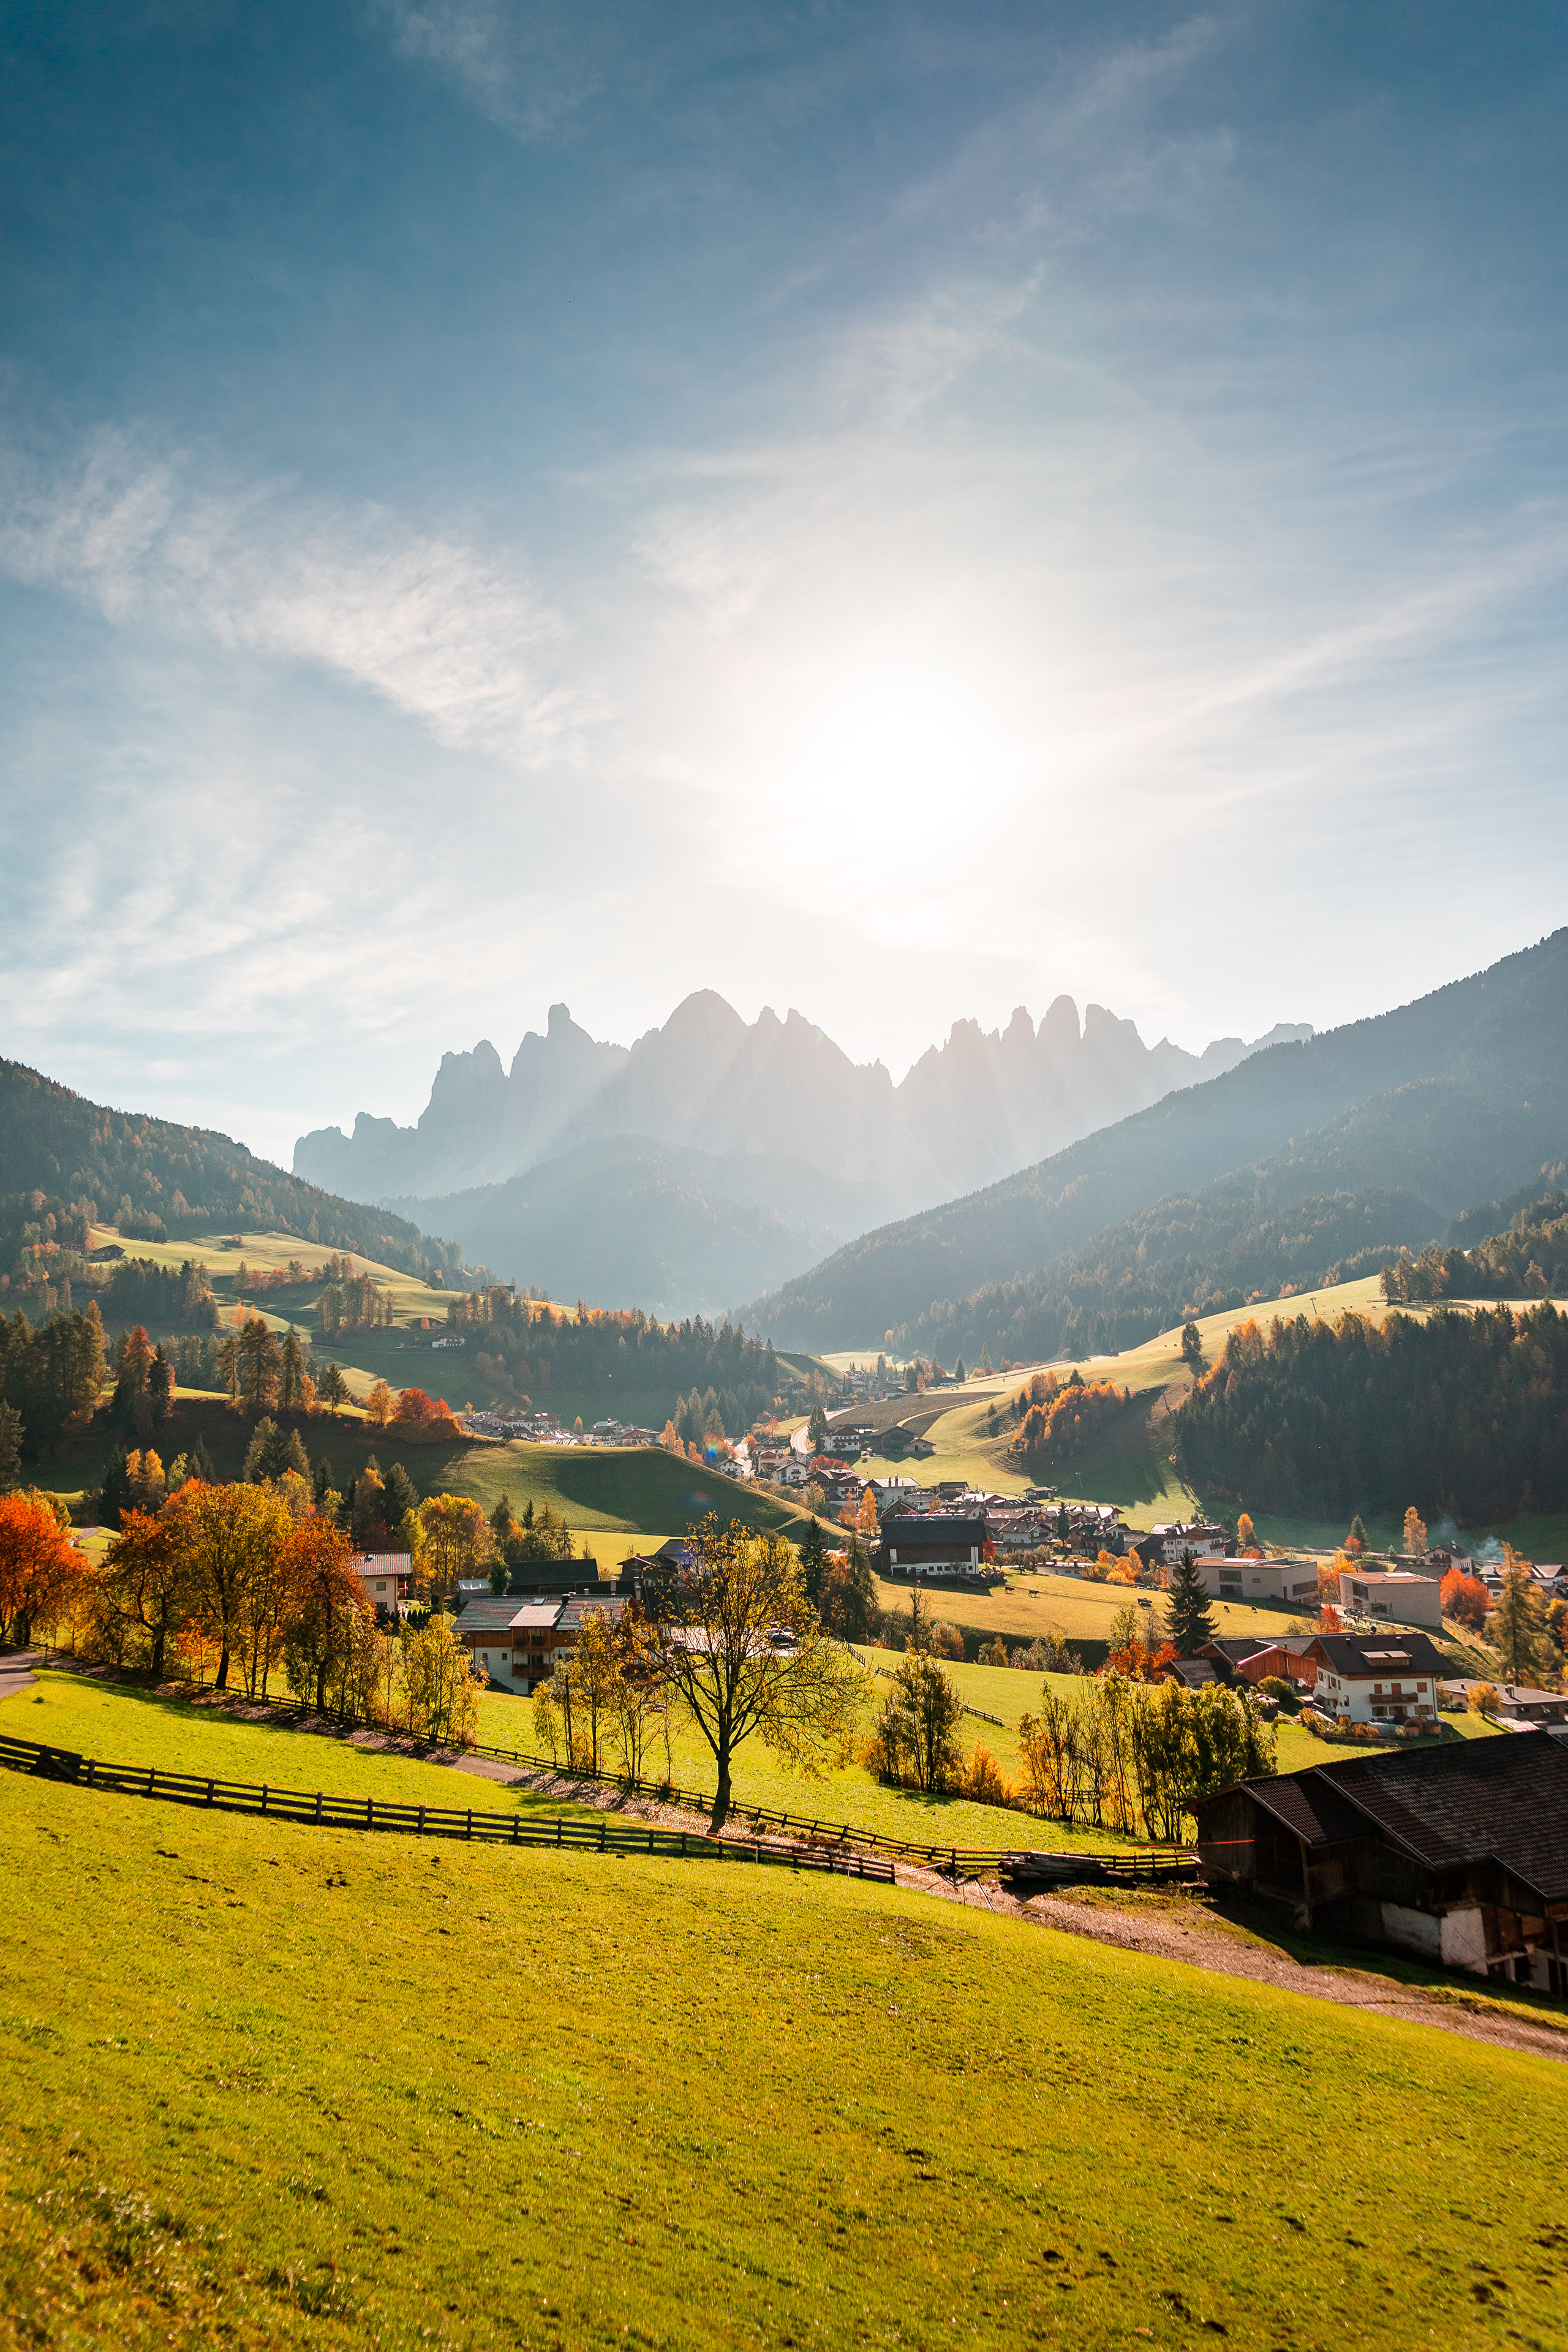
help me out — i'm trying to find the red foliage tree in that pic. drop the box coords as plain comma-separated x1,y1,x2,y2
1439,1567,1490,1633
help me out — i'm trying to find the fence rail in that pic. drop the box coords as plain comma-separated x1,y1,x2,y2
26,1651,1194,1879
0,1732,895,1881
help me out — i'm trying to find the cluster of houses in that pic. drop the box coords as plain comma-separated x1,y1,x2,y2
460,1408,660,1447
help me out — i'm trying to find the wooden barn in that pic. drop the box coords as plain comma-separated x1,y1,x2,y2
1188,1732,1568,1992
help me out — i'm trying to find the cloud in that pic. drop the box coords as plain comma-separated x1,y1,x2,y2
0,426,591,759
379,0,608,141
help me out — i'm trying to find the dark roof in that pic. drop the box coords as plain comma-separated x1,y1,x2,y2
1204,1636,1286,1667
556,1592,629,1632
883,1517,989,1548
1199,1733,1568,1903
1315,1734,1568,1901
1308,1631,1449,1678
1242,1773,1368,1849
454,1596,552,1636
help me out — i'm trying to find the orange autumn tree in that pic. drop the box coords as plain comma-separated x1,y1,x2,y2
0,1491,88,1648
1012,1378,1130,1469
391,1388,464,1444
1440,1566,1489,1633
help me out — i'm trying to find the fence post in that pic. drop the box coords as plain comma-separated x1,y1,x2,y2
511,1814,518,1844
367,1798,373,1830
260,1785,268,1814
598,1817,606,1852
467,1809,473,1842
205,1776,213,1806
556,1817,562,1847
419,1805,426,1833
314,1791,323,1822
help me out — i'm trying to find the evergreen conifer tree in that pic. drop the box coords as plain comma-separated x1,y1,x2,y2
1164,1548,1219,1656
798,1518,826,1606
189,1434,216,1483
0,1402,22,1490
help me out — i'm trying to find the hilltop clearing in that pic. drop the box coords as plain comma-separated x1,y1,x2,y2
739,926,1568,1349
2,1755,1563,2349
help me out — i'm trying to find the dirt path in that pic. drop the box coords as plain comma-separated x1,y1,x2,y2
0,1649,42,1703
895,1861,1568,2063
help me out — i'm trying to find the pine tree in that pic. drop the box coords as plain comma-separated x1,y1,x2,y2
1164,1548,1218,1657
798,1518,826,1607
189,1435,217,1483
0,1401,22,1489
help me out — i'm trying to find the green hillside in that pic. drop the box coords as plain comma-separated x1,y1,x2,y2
740,927,1568,1349
0,1057,464,1280
4,1738,1562,2349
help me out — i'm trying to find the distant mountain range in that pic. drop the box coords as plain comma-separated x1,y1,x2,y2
293,992,1310,1315
736,929,1568,1351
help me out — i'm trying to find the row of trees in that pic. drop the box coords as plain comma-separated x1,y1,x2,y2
1382,1188,1568,1303
0,1479,483,1744
861,1632,1273,1837
891,1178,1431,1370
436,1286,781,1422
1011,1373,1133,1468
1174,1303,1568,1518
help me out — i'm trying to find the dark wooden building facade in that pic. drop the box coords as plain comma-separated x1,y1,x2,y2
1189,1733,1568,1991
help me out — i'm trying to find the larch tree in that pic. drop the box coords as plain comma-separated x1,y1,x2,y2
164,1479,292,1691
0,1491,88,1647
657,1515,866,1828
281,1515,371,1714
100,1506,191,1678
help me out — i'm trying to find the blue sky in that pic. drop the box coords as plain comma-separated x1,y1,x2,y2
2,1,1566,1167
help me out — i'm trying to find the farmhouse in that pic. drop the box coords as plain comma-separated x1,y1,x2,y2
1303,1630,1449,1725
1442,1681,1568,1725
1337,1566,1444,1629
354,1551,414,1613
875,1515,993,1584
454,1586,628,1694
1133,1520,1231,1567
1190,1733,1568,1989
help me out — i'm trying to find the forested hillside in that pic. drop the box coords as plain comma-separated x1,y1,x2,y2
897,1180,1434,1365
1173,1300,1568,1520
0,1062,466,1282
739,929,1568,1350
1383,1180,1568,1302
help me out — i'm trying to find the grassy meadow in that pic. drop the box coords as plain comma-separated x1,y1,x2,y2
13,1671,608,1827
2,1748,1564,2351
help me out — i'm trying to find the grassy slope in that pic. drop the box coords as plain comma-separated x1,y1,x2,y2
873,1569,1316,1654
2,1770,1564,2352
14,1672,605,1825
440,1440,820,1558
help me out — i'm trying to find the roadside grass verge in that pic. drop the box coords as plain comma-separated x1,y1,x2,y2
3,1769,1564,2350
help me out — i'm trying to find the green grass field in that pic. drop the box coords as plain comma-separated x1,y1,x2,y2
442,1440,820,1559
14,1671,608,1827
475,1672,1147,1858
2,1751,1563,2350
873,1570,1314,1657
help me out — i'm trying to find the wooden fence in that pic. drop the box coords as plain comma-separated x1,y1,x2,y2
0,1732,895,1880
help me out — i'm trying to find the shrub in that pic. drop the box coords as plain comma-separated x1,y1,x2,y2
928,1619,965,1660
1257,1675,1300,1712
981,1636,1009,1667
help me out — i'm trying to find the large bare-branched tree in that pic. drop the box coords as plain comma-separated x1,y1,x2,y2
658,1516,866,1828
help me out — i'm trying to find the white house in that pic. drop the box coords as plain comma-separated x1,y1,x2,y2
354,1552,413,1613
1305,1631,1449,1726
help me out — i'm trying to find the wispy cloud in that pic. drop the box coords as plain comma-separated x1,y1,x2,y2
379,0,608,141
0,426,591,758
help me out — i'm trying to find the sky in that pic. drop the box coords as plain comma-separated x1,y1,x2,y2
2,0,1566,1170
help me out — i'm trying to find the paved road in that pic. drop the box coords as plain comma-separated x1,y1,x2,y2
0,1650,42,1704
